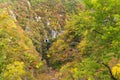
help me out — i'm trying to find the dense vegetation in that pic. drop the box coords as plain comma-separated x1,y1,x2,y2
0,0,120,80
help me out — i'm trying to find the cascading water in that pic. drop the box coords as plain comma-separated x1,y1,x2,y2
9,10,16,21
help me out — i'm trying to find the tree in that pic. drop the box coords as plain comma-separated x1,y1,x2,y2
48,0,120,80
0,9,45,80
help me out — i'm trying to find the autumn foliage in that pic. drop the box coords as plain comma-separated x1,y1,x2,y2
0,0,120,80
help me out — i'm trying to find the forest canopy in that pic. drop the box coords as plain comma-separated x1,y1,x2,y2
0,0,120,80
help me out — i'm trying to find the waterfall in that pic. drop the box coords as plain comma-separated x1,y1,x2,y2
9,10,16,21
50,28,65,39
50,29,57,39
50,29,63,39
27,0,31,8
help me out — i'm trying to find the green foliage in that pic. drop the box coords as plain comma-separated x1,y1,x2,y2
0,0,120,80
0,9,45,80
47,0,120,79
0,54,4,80
8,0,82,56
0,0,12,3
47,39,69,68
3,61,25,80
